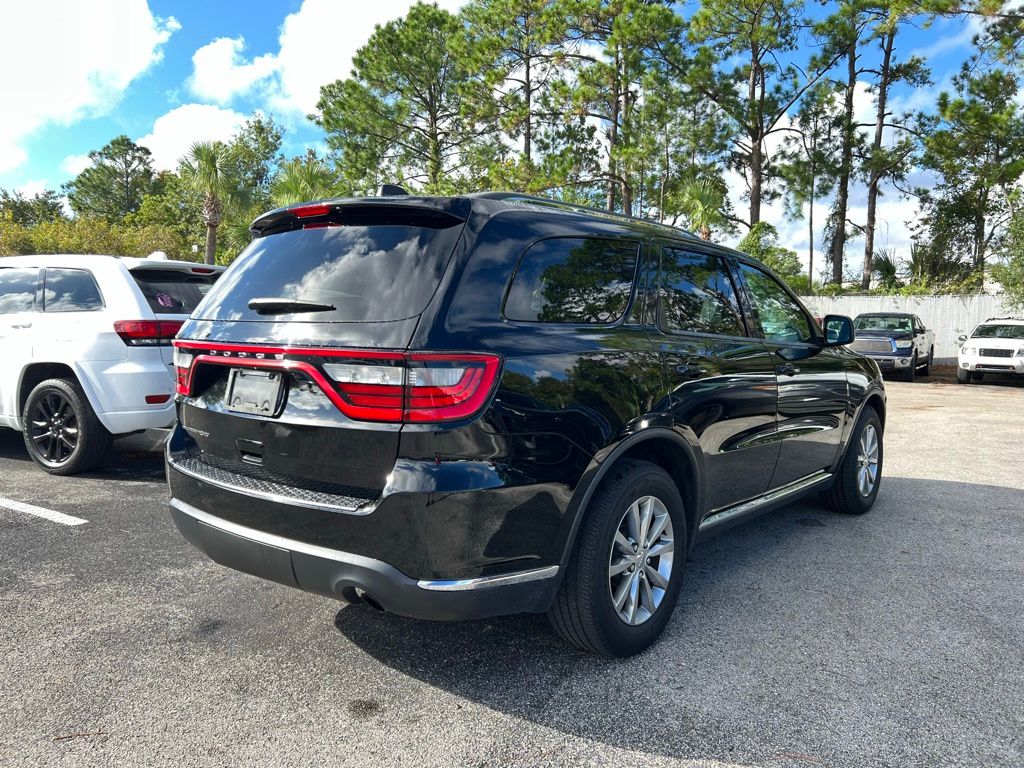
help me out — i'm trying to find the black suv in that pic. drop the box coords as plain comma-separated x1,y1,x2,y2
167,193,885,657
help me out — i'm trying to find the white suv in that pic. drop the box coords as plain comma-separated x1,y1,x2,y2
956,317,1024,384
0,254,223,474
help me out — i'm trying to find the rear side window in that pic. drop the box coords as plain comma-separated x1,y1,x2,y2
194,223,464,323
659,249,743,336
43,268,103,312
504,238,638,324
132,269,219,315
0,268,38,314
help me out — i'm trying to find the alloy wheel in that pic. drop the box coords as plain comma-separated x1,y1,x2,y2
607,495,674,626
857,424,880,497
28,390,79,466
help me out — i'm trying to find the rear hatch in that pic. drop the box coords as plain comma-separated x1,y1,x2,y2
127,262,222,365
172,199,476,501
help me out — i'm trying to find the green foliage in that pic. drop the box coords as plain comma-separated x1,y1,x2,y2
738,222,805,292
180,141,251,264
0,188,65,226
270,154,343,207
992,209,1024,309
63,136,157,220
0,215,190,260
313,3,474,193
227,114,284,210
917,67,1024,276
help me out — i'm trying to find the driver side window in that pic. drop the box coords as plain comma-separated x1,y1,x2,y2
737,263,814,344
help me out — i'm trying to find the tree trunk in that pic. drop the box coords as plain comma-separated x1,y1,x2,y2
808,160,815,291
749,135,762,226
204,224,217,266
862,29,895,290
606,50,621,211
828,41,858,284
523,56,532,165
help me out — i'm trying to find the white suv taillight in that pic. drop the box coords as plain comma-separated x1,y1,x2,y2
114,320,183,346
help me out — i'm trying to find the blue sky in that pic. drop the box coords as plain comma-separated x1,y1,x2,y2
0,0,985,273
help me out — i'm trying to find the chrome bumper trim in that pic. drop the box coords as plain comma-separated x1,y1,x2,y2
417,565,560,592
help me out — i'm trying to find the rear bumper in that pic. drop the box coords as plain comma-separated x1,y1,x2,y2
170,498,559,621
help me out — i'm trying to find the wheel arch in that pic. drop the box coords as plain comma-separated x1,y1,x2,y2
16,362,106,431
556,428,704,571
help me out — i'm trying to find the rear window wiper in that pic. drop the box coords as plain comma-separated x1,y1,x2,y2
248,297,337,315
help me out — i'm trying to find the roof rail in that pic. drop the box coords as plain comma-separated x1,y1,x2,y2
471,191,702,240
985,316,1024,322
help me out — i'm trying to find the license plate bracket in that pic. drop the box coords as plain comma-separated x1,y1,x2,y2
225,369,285,417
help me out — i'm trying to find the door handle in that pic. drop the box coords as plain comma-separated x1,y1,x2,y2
675,362,707,379
777,363,799,376
10,323,32,329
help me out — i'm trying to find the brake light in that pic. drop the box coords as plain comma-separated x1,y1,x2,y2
290,204,332,218
191,267,216,274
172,342,501,423
114,320,183,346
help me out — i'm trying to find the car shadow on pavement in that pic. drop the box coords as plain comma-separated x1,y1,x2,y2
0,427,167,482
331,475,1024,764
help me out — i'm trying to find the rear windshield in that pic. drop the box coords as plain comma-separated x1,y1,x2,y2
194,223,463,323
132,269,220,315
972,323,1024,339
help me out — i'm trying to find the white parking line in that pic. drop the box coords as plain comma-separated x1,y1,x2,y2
0,497,88,526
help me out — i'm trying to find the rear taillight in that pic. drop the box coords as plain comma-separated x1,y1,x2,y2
172,342,501,424
114,320,183,346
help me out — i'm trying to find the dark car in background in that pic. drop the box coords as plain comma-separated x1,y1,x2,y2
849,312,935,381
166,192,886,657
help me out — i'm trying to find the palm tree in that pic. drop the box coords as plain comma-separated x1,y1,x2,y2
677,178,728,241
180,141,246,265
872,249,903,291
270,156,341,208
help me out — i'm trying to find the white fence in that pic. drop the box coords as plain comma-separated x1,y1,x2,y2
799,294,1016,364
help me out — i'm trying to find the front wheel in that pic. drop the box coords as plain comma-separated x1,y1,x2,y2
920,347,932,376
901,353,917,382
548,459,687,657
822,406,883,515
21,378,112,475
956,367,970,384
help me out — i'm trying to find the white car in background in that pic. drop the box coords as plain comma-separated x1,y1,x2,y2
956,317,1024,384
0,254,224,474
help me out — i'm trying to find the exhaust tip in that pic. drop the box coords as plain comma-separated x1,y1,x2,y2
355,588,386,613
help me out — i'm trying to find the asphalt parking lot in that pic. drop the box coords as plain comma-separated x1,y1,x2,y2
1,372,1022,768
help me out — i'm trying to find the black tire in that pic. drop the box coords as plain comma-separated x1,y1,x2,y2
821,406,882,515
21,378,112,475
901,353,917,382
920,347,932,376
971,372,985,382
956,367,970,384
548,459,687,657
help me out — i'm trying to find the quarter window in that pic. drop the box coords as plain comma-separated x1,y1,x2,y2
738,262,814,344
0,268,38,314
659,249,744,336
504,238,638,324
43,268,104,312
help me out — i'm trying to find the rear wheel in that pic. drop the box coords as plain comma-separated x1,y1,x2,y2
548,459,686,657
821,406,882,515
21,378,112,475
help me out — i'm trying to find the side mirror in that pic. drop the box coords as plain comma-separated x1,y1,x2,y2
823,314,855,346
957,333,967,343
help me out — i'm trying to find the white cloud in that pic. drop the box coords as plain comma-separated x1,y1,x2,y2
137,104,247,171
0,0,178,174
189,37,277,104
61,154,92,177
16,180,49,198
186,0,468,116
